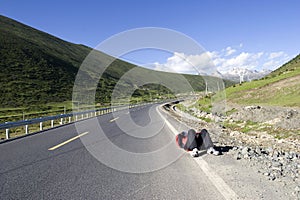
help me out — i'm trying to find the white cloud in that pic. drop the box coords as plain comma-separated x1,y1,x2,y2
263,52,290,70
268,51,285,59
214,51,264,73
224,47,236,56
147,45,291,75
152,52,215,75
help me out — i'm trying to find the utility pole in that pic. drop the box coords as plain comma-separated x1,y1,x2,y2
205,80,208,95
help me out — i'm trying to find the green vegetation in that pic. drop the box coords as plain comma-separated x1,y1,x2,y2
226,54,300,107
175,104,187,112
223,120,261,133
226,108,238,115
195,95,213,113
187,54,300,111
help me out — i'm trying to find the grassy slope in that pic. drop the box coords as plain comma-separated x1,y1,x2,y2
226,54,300,107
0,15,91,107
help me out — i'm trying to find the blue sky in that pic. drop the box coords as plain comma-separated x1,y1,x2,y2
1,0,299,74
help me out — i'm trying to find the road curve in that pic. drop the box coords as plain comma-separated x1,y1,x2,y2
0,104,226,199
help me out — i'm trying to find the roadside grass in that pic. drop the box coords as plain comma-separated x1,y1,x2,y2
0,101,74,123
226,108,238,115
198,116,212,123
176,99,297,140
195,95,212,113
226,67,300,97
223,120,260,133
226,67,300,107
175,103,187,112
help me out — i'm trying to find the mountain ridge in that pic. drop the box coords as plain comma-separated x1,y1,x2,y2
221,68,272,83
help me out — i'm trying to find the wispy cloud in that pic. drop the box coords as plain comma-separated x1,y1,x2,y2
264,51,290,69
224,46,236,56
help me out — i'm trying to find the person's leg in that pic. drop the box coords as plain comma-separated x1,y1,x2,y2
200,129,220,155
186,129,198,151
200,129,214,149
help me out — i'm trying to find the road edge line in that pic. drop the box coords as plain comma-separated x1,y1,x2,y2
156,105,239,200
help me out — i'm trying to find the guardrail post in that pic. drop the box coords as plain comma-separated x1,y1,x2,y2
81,114,84,119
51,120,54,128
68,116,71,123
86,113,89,118
25,125,28,134
75,115,78,121
60,118,63,125
5,128,9,139
40,122,43,131
95,111,97,116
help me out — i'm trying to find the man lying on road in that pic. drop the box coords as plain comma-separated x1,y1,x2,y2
176,129,220,157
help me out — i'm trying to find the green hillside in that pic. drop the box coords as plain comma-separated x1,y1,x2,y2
0,15,91,107
226,54,300,107
0,15,234,118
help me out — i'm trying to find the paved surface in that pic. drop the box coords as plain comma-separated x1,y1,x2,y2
0,104,224,199
0,104,292,199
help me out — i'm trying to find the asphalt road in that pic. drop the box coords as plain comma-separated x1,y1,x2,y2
0,104,228,199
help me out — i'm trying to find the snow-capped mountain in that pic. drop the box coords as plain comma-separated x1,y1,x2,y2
220,68,272,83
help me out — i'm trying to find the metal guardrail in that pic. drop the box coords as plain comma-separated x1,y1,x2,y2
0,103,151,140
0,99,181,141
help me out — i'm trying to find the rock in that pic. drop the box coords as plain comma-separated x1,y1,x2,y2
265,147,273,155
273,150,280,158
255,147,262,154
286,109,298,119
244,154,250,159
272,166,282,172
235,152,242,160
264,172,270,176
269,173,276,181
244,105,261,111
230,131,240,137
241,147,249,155
232,146,239,151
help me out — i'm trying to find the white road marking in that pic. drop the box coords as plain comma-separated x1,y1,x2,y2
109,117,119,122
48,132,88,151
156,106,239,200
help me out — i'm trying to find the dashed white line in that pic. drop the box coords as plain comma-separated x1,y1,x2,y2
48,132,88,151
109,117,119,122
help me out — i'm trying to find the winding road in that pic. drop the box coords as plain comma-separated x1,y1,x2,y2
0,104,228,199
